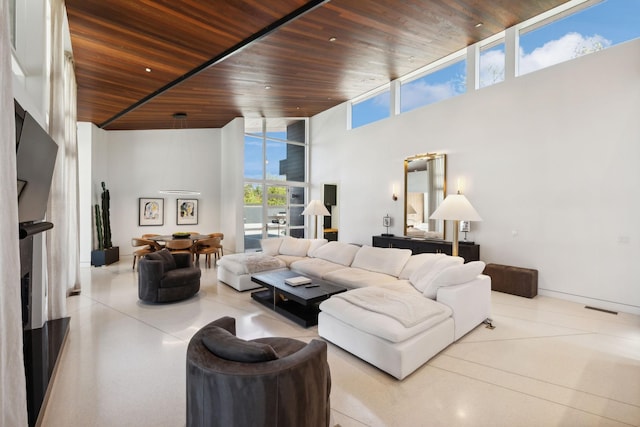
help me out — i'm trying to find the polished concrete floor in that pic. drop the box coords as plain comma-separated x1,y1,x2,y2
40,259,640,427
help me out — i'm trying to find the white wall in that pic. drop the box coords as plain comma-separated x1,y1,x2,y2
97,128,222,255
220,117,245,253
310,40,640,314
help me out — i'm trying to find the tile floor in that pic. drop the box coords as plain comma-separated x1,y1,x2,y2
39,259,640,427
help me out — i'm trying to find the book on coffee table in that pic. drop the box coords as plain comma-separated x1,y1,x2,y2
284,276,312,286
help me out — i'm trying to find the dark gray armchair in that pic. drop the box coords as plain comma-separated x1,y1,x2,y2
186,317,331,427
138,249,200,303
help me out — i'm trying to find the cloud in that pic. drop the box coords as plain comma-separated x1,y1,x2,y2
477,32,611,83
519,32,611,75
402,79,463,111
479,49,505,87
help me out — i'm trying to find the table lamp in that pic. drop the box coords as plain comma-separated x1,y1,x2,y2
429,192,482,257
302,200,331,239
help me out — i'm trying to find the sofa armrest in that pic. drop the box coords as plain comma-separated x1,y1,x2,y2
436,274,491,341
138,258,164,301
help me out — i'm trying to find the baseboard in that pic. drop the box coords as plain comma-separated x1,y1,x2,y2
538,289,640,316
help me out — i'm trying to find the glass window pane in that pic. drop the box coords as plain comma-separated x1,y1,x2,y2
289,186,304,205
244,135,263,179
519,0,640,76
243,183,263,251
265,140,287,181
400,59,466,113
479,42,505,88
289,205,304,227
277,143,305,183
352,90,390,129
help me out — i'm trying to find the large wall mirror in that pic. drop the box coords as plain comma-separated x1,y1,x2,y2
404,153,446,239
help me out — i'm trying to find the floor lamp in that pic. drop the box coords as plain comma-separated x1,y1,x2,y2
429,192,482,257
302,200,331,239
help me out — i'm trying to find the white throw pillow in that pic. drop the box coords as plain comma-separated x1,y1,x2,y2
401,253,447,280
260,238,283,256
411,256,464,292
278,236,311,257
351,245,412,277
312,241,360,266
422,261,486,299
307,239,329,257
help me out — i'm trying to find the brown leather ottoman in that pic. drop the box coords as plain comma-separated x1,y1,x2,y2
483,263,538,298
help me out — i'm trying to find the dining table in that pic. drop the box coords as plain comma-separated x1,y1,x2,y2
148,234,211,243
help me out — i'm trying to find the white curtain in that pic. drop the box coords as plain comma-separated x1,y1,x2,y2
0,0,29,425
46,0,80,321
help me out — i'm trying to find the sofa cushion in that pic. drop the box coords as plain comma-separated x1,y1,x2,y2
312,241,360,266
201,326,278,363
351,245,412,278
279,236,310,257
410,256,464,293
423,261,486,299
319,286,451,343
307,238,329,257
260,238,284,256
275,254,307,267
323,267,399,289
146,248,176,271
218,253,285,275
400,253,447,280
290,258,347,278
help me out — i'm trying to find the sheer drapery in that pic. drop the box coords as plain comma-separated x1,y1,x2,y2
0,0,29,425
46,0,80,321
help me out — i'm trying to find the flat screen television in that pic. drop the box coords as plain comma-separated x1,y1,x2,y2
15,103,58,225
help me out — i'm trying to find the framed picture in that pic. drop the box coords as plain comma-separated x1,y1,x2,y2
177,199,198,225
139,198,164,226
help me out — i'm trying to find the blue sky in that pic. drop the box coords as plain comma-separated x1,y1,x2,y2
354,0,640,127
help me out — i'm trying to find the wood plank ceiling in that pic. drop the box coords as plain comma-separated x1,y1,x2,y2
66,0,569,130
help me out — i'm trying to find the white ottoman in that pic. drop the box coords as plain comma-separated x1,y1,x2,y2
217,253,286,291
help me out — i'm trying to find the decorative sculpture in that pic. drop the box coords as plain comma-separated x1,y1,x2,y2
94,204,104,250
101,181,112,248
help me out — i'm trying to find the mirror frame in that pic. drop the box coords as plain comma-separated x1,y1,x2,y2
403,153,447,239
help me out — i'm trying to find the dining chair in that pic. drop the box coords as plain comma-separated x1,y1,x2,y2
165,239,195,261
194,237,222,268
207,232,224,257
131,238,161,270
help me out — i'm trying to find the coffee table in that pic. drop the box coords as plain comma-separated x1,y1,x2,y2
251,270,347,327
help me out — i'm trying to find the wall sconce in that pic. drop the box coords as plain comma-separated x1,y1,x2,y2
392,184,398,201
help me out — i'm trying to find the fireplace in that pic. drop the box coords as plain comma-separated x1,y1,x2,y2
19,222,70,427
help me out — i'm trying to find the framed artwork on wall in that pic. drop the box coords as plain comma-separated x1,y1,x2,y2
177,199,198,225
139,198,164,226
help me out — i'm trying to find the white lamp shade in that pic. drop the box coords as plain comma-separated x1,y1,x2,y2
301,199,331,216
429,194,482,221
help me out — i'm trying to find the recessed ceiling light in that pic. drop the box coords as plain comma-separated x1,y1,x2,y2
475,22,483,28
145,67,152,72
409,56,415,62
328,36,337,42
264,85,272,90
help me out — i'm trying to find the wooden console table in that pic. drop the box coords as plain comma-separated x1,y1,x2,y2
372,235,480,262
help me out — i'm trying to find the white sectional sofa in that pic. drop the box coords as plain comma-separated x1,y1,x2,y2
216,237,492,379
